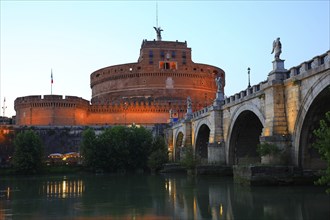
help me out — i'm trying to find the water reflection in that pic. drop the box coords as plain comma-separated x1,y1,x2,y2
164,176,235,220
0,174,329,220
162,175,329,220
41,178,84,198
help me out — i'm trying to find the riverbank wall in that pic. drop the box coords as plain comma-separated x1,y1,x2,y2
233,165,321,186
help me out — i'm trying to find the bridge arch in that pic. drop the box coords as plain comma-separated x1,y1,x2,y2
173,127,185,161
193,118,212,145
195,124,211,163
294,73,330,168
226,104,265,165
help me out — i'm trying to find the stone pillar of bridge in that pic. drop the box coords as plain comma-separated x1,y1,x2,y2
180,119,193,159
260,59,291,164
207,103,226,164
165,127,174,162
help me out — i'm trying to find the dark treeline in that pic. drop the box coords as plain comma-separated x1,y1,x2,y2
81,126,168,173
3,125,168,175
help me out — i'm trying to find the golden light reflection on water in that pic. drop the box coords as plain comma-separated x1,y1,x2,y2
41,178,85,198
164,177,230,220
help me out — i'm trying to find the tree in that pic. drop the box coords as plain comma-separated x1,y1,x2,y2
81,126,156,172
148,135,168,171
127,126,153,170
106,126,130,171
256,142,281,157
12,130,44,174
80,128,97,169
313,111,330,193
181,145,198,170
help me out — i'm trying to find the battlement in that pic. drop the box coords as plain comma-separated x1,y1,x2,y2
287,50,330,79
88,97,187,113
14,95,90,110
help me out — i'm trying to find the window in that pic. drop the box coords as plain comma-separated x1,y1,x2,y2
172,51,176,58
160,51,165,59
159,61,177,70
182,51,186,65
149,50,153,58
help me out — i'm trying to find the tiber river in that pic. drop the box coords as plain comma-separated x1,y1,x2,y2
0,174,329,220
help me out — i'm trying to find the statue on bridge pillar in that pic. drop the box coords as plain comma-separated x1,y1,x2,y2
215,76,222,92
270,37,286,74
187,96,192,110
214,76,224,104
271,37,282,60
185,96,193,119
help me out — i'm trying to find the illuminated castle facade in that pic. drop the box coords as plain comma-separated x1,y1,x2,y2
14,31,225,126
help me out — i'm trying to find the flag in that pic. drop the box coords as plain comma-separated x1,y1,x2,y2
51,69,53,84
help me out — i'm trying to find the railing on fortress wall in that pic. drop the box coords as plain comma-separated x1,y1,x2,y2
91,70,223,88
141,39,188,48
90,61,224,87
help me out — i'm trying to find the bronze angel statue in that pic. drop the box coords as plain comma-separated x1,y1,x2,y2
153,26,163,41
271,37,282,60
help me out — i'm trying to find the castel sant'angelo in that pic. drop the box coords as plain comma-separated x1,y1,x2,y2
14,28,225,126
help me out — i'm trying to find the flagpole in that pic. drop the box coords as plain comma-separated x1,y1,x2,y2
51,70,52,95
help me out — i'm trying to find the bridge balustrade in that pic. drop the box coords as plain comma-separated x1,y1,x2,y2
224,81,264,106
289,51,329,78
192,105,211,118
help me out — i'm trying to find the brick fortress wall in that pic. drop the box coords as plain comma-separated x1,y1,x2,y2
14,95,190,126
91,40,225,107
14,39,225,126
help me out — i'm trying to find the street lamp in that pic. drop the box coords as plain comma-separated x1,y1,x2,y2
247,67,251,88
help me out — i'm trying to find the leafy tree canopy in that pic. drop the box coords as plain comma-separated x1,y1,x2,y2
12,130,44,174
313,111,330,193
81,126,166,173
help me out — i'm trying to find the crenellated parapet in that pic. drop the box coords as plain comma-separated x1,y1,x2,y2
14,95,90,110
14,95,90,126
288,50,330,78
88,98,187,113
224,82,265,106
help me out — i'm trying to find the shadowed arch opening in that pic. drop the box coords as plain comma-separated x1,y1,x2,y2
229,110,263,165
299,86,330,169
195,124,210,163
175,132,184,161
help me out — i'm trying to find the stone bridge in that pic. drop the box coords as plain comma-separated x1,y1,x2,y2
167,50,330,169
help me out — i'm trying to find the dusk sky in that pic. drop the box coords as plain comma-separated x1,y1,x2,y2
1,0,329,117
